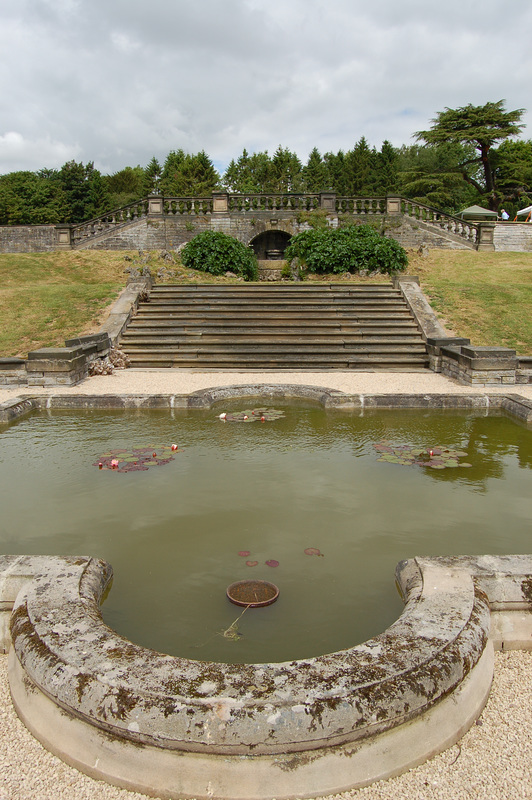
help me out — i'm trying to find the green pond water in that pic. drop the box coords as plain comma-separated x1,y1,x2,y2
1,404,531,664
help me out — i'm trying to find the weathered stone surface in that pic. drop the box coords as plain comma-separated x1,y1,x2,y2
2,386,531,421
5,554,491,756
7,553,532,797
393,277,448,341
0,397,37,424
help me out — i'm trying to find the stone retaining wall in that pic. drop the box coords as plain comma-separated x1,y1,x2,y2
493,221,532,252
0,224,57,253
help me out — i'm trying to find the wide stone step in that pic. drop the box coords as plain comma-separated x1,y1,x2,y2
144,298,406,308
122,335,424,347
125,319,418,330
131,312,414,324
122,332,422,343
123,343,428,355
125,354,430,369
150,284,395,293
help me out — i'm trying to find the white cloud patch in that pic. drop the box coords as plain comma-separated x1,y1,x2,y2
0,132,80,173
0,0,530,174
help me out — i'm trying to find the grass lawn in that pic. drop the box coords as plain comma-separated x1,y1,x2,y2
407,249,532,355
1,248,531,358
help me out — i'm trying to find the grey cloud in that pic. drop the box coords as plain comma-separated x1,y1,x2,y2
0,0,530,174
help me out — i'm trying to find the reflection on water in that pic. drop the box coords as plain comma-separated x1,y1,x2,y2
1,405,531,663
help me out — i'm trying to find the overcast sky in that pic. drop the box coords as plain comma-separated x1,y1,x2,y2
1,0,531,177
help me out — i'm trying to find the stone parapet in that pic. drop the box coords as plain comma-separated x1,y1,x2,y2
435,343,518,386
25,346,88,386
0,357,27,386
517,356,532,384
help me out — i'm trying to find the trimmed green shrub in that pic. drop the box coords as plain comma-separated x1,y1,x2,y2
181,231,258,281
284,224,408,275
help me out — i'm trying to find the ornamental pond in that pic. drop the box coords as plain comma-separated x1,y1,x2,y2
1,403,531,664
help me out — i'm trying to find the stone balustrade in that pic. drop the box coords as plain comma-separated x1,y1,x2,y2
400,198,479,244
0,193,489,252
336,196,387,214
164,197,213,215
71,199,149,245
227,193,322,212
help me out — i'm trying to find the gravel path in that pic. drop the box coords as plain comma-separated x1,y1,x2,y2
1,368,532,799
1,368,532,402
1,651,531,800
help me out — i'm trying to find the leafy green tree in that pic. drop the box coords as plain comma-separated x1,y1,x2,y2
181,231,258,281
105,165,145,207
323,150,348,195
492,139,532,213
415,100,526,209
159,150,219,196
0,170,69,224
301,147,330,192
269,146,303,192
54,160,106,222
344,137,378,195
143,156,162,195
222,149,268,192
398,143,479,213
375,140,400,194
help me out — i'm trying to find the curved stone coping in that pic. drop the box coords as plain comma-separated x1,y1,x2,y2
2,385,532,424
6,555,532,798
5,553,492,757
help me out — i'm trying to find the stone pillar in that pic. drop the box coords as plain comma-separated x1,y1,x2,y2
319,192,336,211
386,196,402,215
212,192,229,212
25,346,88,386
55,225,72,249
476,222,496,251
147,195,164,216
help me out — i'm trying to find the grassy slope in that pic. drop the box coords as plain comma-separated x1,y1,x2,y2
0,248,531,358
407,249,532,355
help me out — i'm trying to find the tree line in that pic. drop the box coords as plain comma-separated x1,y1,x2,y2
1,101,530,226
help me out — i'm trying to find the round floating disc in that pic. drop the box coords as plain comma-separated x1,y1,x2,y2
226,579,279,608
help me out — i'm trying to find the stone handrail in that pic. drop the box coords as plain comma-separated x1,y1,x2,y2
400,198,479,244
71,198,149,245
227,193,321,212
336,196,387,214
164,197,213,215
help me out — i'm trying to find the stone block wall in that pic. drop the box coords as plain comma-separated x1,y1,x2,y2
427,341,519,386
493,222,532,252
0,225,57,253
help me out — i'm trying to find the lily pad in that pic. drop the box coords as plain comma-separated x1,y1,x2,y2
246,561,259,567
373,441,473,471
238,551,251,557
95,444,182,473
304,547,324,557
265,560,279,568
219,408,286,423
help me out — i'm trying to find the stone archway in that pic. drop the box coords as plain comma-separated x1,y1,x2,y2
249,230,292,260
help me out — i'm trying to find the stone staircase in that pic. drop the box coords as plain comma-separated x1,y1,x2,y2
119,284,430,370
